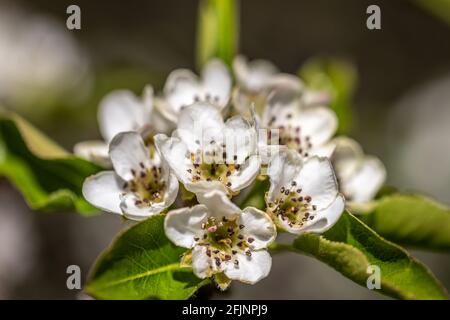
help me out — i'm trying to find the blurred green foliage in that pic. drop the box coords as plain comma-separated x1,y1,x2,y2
299,58,357,134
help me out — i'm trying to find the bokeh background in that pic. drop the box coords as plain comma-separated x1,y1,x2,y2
0,0,449,299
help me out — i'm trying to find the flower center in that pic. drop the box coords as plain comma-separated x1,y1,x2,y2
267,181,317,228
193,216,255,268
185,141,243,192
267,114,313,157
123,162,166,206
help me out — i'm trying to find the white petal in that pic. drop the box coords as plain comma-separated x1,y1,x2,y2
233,55,278,92
119,194,167,221
262,88,302,126
309,142,336,158
164,205,209,249
223,250,272,284
239,207,276,250
343,156,386,203
196,189,240,218
331,136,364,181
119,173,179,221
98,89,152,142
302,89,331,107
82,171,123,214
163,68,200,120
154,134,192,185
202,59,232,107
176,102,224,150
151,97,176,134
229,155,261,192
191,245,214,279
293,106,338,147
73,140,111,167
266,73,304,93
109,132,151,181
283,194,345,234
296,156,339,210
267,150,303,203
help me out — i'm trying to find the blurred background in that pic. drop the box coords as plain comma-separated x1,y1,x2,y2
0,0,449,299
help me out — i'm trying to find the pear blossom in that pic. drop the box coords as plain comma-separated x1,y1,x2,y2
164,189,276,288
266,149,345,234
232,55,329,119
261,87,338,158
157,59,232,123
82,132,178,221
155,102,260,196
331,136,386,203
74,86,169,166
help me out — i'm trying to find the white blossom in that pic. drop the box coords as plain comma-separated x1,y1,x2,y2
155,102,260,196
331,136,386,203
74,86,169,166
164,189,276,288
157,59,232,123
82,132,178,220
266,150,345,234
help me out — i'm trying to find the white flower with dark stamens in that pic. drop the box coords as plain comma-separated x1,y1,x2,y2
155,102,260,196
266,150,345,234
74,86,160,166
232,55,303,118
157,59,232,123
82,132,178,221
232,55,330,119
261,87,338,158
331,136,386,204
164,189,276,288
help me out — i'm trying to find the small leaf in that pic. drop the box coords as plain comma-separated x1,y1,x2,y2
0,109,101,215
291,212,448,300
360,194,450,252
196,0,239,68
299,58,356,134
86,215,210,300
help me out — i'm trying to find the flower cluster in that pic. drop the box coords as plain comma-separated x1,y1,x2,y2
79,57,386,288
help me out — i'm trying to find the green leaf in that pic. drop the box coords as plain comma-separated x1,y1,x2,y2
299,58,356,134
0,109,101,215
196,0,239,68
290,211,448,300
238,178,269,210
86,215,210,300
359,194,450,252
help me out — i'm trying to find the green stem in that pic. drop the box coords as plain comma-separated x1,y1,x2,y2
268,242,294,253
196,0,239,68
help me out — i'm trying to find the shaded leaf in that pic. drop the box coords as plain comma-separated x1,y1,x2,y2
86,215,210,300
360,194,450,252
0,109,100,215
291,212,448,300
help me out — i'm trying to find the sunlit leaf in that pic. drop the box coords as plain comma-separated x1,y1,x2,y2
359,194,450,252
288,212,448,300
0,109,100,215
86,215,210,300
